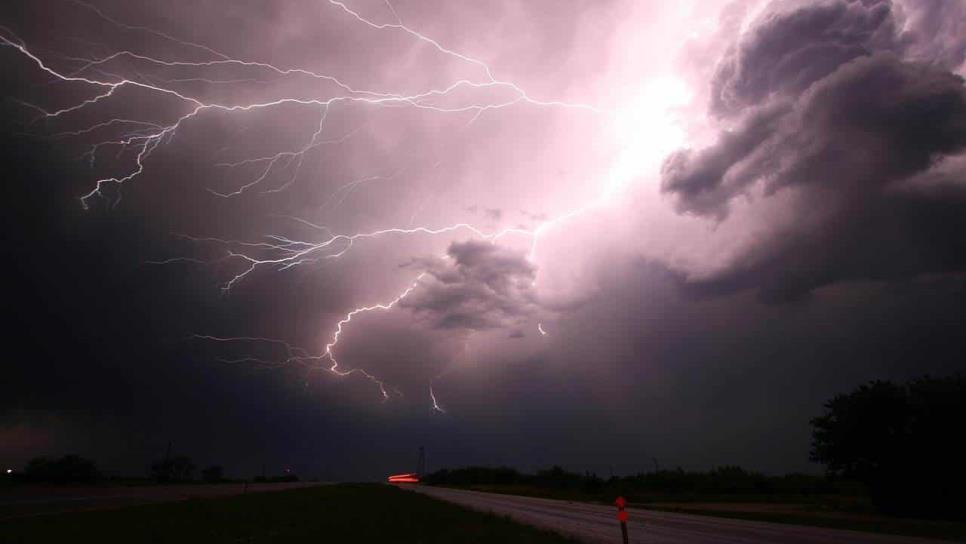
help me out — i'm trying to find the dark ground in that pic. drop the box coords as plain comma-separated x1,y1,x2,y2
430,484,966,542
0,481,317,520
0,484,577,544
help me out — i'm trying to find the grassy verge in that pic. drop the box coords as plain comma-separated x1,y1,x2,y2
0,484,577,544
648,505,966,542
434,484,966,542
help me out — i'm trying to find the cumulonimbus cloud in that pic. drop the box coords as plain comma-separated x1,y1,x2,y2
658,0,966,301
709,0,900,117
400,240,540,331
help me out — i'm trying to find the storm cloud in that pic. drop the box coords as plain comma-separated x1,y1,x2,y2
1,0,964,480
660,0,966,300
709,0,899,116
401,240,539,331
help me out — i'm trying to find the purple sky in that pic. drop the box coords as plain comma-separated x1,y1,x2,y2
1,0,964,479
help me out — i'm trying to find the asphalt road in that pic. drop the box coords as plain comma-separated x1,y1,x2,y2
411,486,948,544
0,482,321,520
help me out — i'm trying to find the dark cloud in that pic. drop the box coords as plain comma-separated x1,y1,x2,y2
660,0,966,301
660,101,789,216
665,54,966,216
710,0,898,116
401,240,539,330
533,260,966,474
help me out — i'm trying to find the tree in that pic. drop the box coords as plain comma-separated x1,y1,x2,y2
201,465,224,483
150,455,195,483
811,376,966,518
23,455,99,483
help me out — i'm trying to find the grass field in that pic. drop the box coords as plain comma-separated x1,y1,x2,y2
435,484,966,542
0,484,577,544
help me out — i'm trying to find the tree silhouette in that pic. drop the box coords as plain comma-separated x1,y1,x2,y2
201,465,224,483
150,455,195,483
811,376,966,518
24,455,99,483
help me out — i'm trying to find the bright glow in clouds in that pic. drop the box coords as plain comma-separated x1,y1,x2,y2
605,77,693,199
4,0,964,477
0,0,726,411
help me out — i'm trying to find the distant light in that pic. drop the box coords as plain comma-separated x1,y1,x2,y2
5,469,11,474
387,472,420,484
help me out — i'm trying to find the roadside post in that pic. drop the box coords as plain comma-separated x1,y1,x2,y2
615,496,629,544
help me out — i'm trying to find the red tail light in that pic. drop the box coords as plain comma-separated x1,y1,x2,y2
387,472,420,483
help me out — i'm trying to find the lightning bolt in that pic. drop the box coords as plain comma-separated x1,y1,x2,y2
429,382,446,414
1,1,612,409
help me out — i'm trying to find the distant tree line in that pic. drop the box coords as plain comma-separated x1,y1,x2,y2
253,474,300,483
150,455,196,483
423,465,844,500
11,454,239,485
18,455,101,484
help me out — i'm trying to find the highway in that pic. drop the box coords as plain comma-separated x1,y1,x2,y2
412,486,948,544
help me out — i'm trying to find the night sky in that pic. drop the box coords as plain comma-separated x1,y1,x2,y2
1,0,964,481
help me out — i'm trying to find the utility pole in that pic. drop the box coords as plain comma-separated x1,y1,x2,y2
416,446,426,475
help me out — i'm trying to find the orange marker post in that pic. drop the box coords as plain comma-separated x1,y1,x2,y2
615,496,629,544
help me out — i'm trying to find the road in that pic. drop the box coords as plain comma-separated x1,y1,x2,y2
0,482,322,520
411,486,948,544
